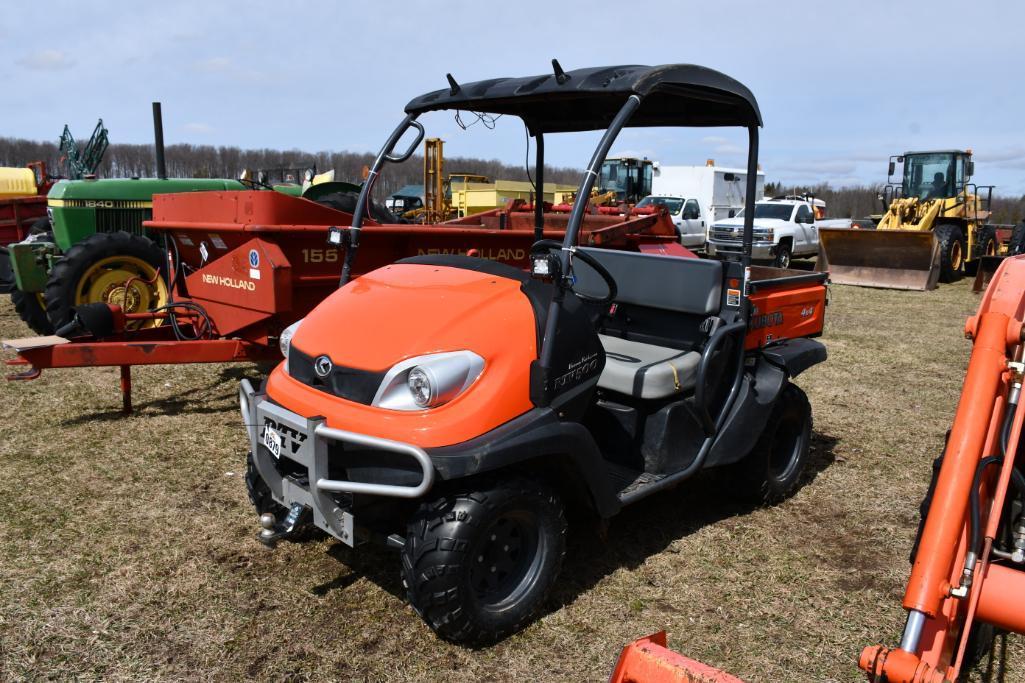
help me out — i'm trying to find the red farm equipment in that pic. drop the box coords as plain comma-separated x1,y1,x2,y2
3,188,685,411
0,162,52,292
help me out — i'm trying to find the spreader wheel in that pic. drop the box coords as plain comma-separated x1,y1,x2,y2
44,232,169,332
11,288,54,335
729,383,812,505
401,475,566,645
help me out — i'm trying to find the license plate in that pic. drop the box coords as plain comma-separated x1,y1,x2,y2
263,427,283,459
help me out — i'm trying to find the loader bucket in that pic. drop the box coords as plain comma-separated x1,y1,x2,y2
610,632,744,683
817,227,940,291
973,255,1005,292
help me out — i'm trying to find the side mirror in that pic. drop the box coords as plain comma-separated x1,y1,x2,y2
967,161,975,177
887,161,895,177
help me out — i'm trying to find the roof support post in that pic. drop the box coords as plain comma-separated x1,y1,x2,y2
533,132,545,243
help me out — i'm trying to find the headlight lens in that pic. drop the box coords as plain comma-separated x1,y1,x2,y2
407,367,434,407
373,351,484,411
279,319,303,360
755,229,774,241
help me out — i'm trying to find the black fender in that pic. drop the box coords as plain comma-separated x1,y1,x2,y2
760,337,827,378
427,407,621,518
704,338,825,468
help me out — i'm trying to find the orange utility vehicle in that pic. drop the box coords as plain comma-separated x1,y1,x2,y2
239,62,829,645
861,255,1025,682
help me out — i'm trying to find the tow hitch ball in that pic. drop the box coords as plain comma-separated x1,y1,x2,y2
258,502,307,546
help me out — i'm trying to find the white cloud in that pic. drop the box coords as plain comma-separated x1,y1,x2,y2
183,122,214,134
16,49,75,71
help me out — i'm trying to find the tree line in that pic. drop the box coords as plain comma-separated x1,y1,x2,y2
0,137,582,198
766,182,1025,225
1,135,1022,224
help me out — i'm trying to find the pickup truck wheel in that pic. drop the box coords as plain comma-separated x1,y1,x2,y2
11,287,54,335
772,242,792,269
729,383,811,505
401,476,566,645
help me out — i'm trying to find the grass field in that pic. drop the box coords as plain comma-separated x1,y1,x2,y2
1,279,1022,682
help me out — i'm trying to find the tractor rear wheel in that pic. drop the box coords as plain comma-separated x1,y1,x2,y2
934,223,965,283
11,287,54,335
729,383,812,505
401,475,566,645
44,232,169,332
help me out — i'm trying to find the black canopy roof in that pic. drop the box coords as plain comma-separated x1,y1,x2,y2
404,63,762,134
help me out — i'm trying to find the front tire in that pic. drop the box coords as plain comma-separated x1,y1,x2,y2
772,242,792,269
729,383,812,505
934,223,964,283
401,476,566,645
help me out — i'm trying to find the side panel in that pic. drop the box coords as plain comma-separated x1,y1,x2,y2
746,280,826,349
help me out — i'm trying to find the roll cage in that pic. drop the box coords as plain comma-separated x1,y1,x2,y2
341,61,764,381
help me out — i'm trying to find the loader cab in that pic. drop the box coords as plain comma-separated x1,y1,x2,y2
600,157,654,204
891,151,971,201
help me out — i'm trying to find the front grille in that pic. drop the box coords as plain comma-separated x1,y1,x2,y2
288,347,385,405
711,228,742,241
96,208,152,236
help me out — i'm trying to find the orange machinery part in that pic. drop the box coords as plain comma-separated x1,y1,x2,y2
859,255,1025,682
974,563,1025,633
610,632,745,683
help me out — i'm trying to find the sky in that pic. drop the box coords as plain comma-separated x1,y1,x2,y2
2,0,1025,193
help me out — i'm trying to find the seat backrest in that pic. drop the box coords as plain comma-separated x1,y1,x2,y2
574,248,722,315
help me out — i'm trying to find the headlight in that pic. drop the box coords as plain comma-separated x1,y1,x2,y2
754,229,774,241
373,351,484,411
279,319,303,360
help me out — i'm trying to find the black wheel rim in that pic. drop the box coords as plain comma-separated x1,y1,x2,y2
768,413,802,482
469,510,543,611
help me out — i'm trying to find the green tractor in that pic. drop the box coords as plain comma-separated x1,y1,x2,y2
8,103,309,334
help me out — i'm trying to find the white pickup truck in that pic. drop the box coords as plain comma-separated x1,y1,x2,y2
706,197,821,268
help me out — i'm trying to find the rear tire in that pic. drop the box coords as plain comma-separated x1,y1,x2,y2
11,287,54,335
1009,220,1025,256
934,223,964,283
729,383,812,505
401,476,566,645
44,232,167,331
974,226,997,260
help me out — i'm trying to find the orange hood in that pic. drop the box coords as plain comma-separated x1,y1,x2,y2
268,262,540,447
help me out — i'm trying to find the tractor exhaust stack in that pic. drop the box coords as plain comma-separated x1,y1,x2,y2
152,102,167,180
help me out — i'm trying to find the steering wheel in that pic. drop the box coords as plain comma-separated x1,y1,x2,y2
530,239,618,306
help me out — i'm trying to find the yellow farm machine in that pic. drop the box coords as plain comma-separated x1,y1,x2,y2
818,149,1010,290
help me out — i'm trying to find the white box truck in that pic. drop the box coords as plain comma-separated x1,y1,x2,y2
638,163,766,250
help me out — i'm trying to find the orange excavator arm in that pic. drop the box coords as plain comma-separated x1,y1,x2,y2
861,255,1025,682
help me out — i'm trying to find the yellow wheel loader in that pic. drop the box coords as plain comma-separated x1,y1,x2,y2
818,149,997,290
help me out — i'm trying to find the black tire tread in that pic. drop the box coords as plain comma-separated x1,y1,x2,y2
401,476,566,645
934,223,964,283
730,383,812,505
11,288,54,335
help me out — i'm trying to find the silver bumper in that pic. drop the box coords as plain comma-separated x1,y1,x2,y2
706,239,775,260
239,379,435,546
